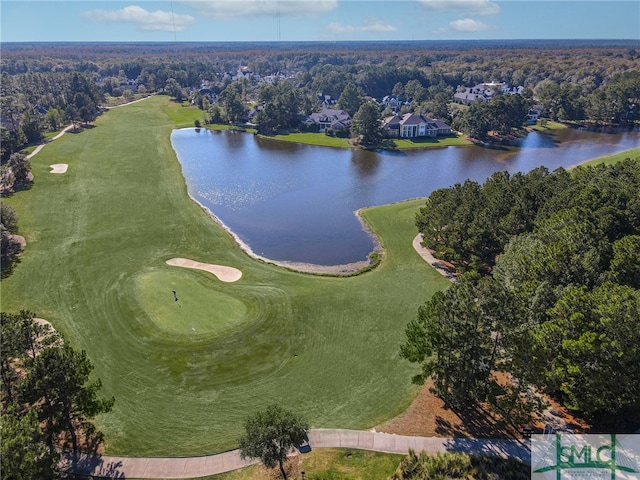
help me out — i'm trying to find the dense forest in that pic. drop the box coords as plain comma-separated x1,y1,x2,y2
2,40,639,157
404,159,640,430
1,311,114,479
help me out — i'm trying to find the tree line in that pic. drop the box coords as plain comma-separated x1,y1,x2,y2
3,41,639,156
1,72,104,161
404,159,640,429
1,311,114,479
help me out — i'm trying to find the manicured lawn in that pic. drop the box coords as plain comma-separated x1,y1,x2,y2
161,99,207,127
2,96,449,456
577,146,640,167
261,131,472,150
389,134,472,149
263,131,353,148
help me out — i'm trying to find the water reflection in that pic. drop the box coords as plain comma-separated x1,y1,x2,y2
350,149,380,177
171,127,640,265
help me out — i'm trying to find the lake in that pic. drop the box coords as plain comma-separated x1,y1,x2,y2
171,127,640,267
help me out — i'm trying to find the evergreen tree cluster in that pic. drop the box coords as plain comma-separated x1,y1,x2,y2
1,311,114,479
405,159,640,426
1,72,104,161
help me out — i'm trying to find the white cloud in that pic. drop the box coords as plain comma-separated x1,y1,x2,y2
434,17,495,33
328,20,397,34
186,0,338,19
420,0,500,16
81,5,195,32
449,18,491,31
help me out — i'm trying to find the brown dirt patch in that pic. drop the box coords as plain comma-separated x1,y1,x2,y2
376,380,517,438
377,379,591,440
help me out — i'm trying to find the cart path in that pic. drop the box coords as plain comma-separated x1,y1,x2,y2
63,429,530,478
26,124,76,159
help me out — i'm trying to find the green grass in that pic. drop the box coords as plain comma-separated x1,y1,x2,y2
261,131,471,150
161,99,207,127
529,120,567,132
577,147,640,167
388,134,472,149
262,131,353,148
2,96,448,456
133,268,248,336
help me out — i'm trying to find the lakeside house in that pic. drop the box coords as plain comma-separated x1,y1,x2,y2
454,81,524,105
382,113,451,138
380,95,408,112
527,105,544,125
303,107,352,132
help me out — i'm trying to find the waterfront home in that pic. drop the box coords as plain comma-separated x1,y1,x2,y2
303,108,352,132
382,113,451,138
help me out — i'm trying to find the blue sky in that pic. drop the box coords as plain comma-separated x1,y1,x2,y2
1,0,639,42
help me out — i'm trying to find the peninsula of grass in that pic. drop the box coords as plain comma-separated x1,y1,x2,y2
2,95,450,456
578,146,640,167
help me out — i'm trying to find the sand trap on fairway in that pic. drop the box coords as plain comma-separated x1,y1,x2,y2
166,258,242,282
50,164,68,174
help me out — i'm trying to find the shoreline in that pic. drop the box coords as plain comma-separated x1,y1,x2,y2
188,193,382,275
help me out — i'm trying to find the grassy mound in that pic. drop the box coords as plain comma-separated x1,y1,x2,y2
133,269,248,336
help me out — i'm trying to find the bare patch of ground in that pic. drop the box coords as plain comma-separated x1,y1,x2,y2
375,380,516,439
9,234,26,250
166,257,242,282
376,378,591,440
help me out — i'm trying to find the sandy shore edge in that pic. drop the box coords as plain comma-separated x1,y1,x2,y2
187,193,382,275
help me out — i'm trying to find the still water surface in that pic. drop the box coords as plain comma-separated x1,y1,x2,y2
171,127,640,266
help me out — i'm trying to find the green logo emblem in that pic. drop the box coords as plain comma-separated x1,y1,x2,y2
532,434,640,479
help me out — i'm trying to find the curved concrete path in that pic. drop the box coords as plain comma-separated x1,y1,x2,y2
64,429,529,478
26,124,76,160
26,97,153,161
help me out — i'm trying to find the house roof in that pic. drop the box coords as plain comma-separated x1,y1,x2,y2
383,113,451,131
432,119,451,130
382,115,402,127
400,113,425,125
308,108,351,124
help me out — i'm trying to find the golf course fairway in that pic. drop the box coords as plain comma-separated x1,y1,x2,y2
1,96,450,456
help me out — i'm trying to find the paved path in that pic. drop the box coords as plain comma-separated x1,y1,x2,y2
26,96,153,160
412,234,457,282
64,429,529,478
26,124,76,160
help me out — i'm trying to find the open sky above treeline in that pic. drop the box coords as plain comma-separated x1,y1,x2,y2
1,0,639,43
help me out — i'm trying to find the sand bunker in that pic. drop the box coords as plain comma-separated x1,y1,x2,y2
50,164,68,174
166,258,242,282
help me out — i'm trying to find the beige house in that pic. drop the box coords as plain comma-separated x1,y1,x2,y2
383,113,451,138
